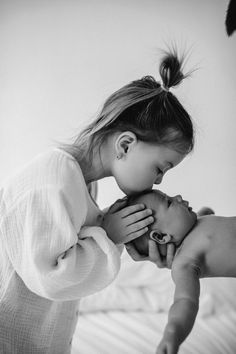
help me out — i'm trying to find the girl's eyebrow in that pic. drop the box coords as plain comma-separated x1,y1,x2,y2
161,162,173,172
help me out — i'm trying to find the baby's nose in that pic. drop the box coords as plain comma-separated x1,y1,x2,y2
174,195,183,202
155,175,163,185
183,200,189,207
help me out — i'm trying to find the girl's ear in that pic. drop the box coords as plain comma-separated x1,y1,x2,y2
150,230,172,244
115,131,137,158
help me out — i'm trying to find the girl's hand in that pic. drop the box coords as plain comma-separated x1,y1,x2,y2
125,239,176,269
101,198,154,244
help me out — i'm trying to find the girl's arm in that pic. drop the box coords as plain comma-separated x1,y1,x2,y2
1,186,122,301
156,259,200,354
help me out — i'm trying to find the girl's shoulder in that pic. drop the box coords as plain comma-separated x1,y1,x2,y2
1,148,88,211
4,148,84,187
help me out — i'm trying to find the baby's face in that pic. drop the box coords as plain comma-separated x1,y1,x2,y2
130,190,197,255
150,190,197,245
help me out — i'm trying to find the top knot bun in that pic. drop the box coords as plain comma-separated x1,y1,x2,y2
159,49,188,90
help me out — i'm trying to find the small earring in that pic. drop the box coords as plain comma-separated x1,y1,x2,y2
117,154,121,160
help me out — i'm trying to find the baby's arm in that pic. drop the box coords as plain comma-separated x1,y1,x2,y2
156,258,200,354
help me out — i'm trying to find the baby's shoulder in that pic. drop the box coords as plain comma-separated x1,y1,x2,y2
172,241,203,279
174,225,207,266
174,217,219,269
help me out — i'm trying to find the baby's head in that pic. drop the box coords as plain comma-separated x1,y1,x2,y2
127,189,197,256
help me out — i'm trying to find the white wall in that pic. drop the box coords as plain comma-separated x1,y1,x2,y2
1,0,236,215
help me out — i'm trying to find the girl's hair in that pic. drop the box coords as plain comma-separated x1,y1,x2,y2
61,48,194,163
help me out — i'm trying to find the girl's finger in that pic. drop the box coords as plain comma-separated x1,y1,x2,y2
120,204,146,217
126,215,154,234
125,242,148,261
124,208,153,225
108,199,128,213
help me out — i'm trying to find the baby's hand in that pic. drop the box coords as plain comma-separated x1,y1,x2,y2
101,198,154,244
156,335,179,354
125,240,176,269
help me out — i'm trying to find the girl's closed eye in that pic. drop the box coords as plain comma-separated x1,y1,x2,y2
167,198,172,207
156,167,163,176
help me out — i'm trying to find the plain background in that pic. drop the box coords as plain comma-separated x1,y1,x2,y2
1,0,236,215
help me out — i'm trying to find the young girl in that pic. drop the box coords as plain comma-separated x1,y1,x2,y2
0,49,194,353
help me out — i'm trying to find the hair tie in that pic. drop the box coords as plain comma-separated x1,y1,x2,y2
161,84,169,92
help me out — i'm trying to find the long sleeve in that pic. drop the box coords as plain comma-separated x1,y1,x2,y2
0,150,121,301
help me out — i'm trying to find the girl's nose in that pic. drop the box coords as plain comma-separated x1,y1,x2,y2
155,174,163,185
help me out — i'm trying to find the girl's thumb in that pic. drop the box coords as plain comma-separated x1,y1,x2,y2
109,198,128,213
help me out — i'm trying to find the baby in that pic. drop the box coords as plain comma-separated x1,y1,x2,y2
126,189,235,354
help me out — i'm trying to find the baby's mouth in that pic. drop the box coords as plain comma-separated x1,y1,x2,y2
182,200,192,212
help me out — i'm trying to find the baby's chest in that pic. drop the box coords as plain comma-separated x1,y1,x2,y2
202,236,236,277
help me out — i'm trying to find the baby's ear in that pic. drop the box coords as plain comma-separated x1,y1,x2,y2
150,231,172,244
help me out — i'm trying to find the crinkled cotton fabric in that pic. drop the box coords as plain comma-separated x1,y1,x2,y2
0,148,121,354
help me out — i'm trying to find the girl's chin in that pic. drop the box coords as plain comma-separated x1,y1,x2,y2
117,181,152,196
119,186,137,196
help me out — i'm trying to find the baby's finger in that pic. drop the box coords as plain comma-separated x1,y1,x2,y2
166,243,176,269
148,240,166,268
125,242,148,262
124,208,153,225
120,204,146,217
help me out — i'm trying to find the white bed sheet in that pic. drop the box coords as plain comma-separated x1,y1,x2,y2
72,310,236,354
72,251,236,354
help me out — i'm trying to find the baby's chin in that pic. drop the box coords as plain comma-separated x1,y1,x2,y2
186,210,198,229
191,210,198,226
177,212,197,244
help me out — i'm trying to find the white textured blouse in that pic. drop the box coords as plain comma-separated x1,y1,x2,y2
0,148,122,354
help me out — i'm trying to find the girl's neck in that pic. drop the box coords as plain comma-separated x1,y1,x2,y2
77,147,112,184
